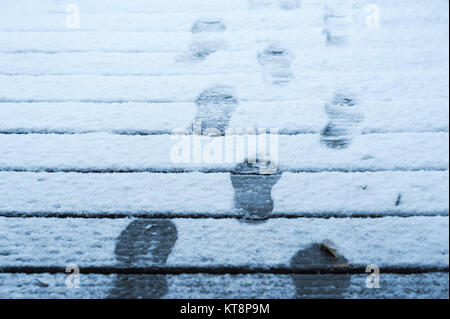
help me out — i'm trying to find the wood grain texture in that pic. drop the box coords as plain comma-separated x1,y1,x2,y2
0,72,446,103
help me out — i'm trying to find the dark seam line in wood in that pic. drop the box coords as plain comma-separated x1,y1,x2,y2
0,211,448,219
0,98,447,104
0,72,256,77
0,168,447,174
0,130,448,136
0,50,182,54
0,265,448,275
0,99,184,103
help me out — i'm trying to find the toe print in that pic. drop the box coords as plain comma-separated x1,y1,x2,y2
290,241,350,298
193,85,238,135
258,42,294,86
178,19,226,63
230,159,282,220
108,219,177,299
321,92,364,149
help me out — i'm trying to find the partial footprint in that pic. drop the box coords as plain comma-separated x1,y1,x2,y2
178,19,226,63
323,5,352,46
108,219,177,299
290,241,351,298
320,92,364,149
108,274,168,299
192,20,226,33
193,85,238,135
230,158,282,220
258,42,295,86
278,0,302,10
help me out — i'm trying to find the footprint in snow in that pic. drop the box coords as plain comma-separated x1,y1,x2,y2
323,6,351,46
192,85,238,136
258,42,295,86
230,158,282,221
108,219,177,299
290,240,351,298
177,19,226,63
320,92,364,149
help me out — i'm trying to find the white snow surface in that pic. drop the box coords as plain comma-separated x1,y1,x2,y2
0,133,447,171
0,217,448,267
0,171,447,216
0,0,448,298
0,99,448,134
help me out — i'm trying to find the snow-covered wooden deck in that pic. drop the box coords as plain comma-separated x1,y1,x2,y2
0,0,448,298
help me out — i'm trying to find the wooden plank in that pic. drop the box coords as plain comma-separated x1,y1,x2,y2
0,102,196,135
0,23,446,54
0,272,448,299
0,133,447,172
0,72,446,103
1,0,445,19
0,99,447,135
0,29,324,53
1,0,446,31
0,217,448,267
0,0,281,15
0,6,322,32
0,171,447,217
2,48,446,76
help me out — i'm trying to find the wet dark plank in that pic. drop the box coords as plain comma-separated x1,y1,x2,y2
1,273,448,299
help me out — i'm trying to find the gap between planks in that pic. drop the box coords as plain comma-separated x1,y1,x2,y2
0,212,448,219
1,265,448,275
0,168,447,174
0,130,448,136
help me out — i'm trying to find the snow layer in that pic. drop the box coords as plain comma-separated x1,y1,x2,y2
0,99,447,134
0,0,448,299
1,0,446,31
0,72,446,104
1,0,445,14
1,24,447,53
0,217,448,267
2,49,447,76
0,171,447,216
0,133,447,171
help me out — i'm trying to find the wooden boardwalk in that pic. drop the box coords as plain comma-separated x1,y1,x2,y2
0,0,448,298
